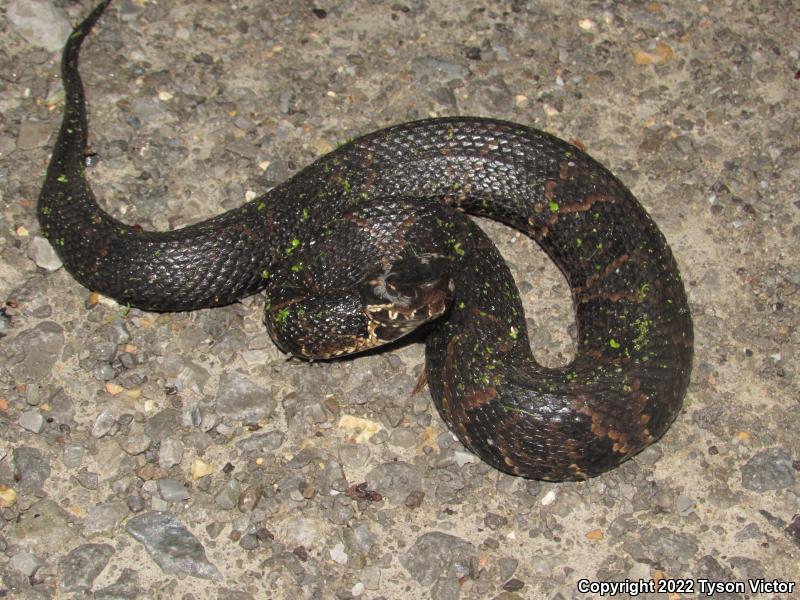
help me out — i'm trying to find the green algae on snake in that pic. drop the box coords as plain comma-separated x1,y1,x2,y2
38,0,693,480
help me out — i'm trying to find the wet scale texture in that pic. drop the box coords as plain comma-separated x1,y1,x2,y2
38,1,692,480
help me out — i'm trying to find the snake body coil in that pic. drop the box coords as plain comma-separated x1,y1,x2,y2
38,1,693,480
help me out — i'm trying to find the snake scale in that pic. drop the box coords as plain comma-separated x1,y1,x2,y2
38,0,693,480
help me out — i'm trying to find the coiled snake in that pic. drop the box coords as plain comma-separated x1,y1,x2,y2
38,0,693,480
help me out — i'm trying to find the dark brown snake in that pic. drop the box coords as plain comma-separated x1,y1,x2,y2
37,1,693,480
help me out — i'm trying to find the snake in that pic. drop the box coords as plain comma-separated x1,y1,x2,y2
37,0,693,480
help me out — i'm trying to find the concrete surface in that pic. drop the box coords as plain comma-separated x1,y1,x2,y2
0,0,798,598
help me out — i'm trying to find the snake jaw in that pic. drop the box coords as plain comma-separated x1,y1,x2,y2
362,253,454,344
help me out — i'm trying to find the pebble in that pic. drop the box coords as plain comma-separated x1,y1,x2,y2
94,342,117,362
161,354,210,395
484,512,509,530
0,135,15,158
696,555,738,597
330,542,348,564
9,551,42,576
191,458,215,480
0,310,11,337
119,423,150,455
27,235,63,270
361,565,381,590
144,408,181,442
93,568,140,600
2,321,64,381
25,385,40,406
343,523,376,556
158,438,184,469
206,521,225,540
47,387,75,426
676,494,695,515
59,543,114,593
411,56,469,82
634,527,699,566
432,578,460,600
366,461,423,504
215,371,276,418
93,362,117,381
91,409,117,438
237,484,262,512
104,319,131,345
453,450,480,467
351,582,365,597
8,499,77,554
339,444,371,469
236,430,286,453
126,511,221,580
83,499,129,537
401,532,476,588
503,578,525,592
18,409,44,433
497,557,519,582
74,467,99,490
0,485,17,507
782,271,800,286
6,0,72,52
388,427,417,448
628,561,651,580
740,448,796,491
159,479,191,502
13,446,50,492
215,479,242,510
282,516,323,548
151,496,169,512
126,495,146,513
239,532,259,550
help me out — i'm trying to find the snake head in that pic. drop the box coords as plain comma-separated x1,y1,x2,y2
362,253,454,343
265,253,453,360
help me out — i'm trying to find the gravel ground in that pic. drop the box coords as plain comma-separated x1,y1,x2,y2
1,0,799,598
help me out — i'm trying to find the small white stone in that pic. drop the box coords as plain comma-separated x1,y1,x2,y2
629,562,651,580
91,409,116,438
541,489,557,506
454,451,479,466
351,582,365,597
543,103,560,117
27,236,62,271
18,410,44,433
330,542,348,564
158,438,184,469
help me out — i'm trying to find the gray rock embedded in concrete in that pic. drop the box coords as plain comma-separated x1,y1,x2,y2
13,446,50,492
741,448,796,491
126,511,221,580
27,235,63,270
215,371,276,419
59,543,114,593
6,0,72,52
